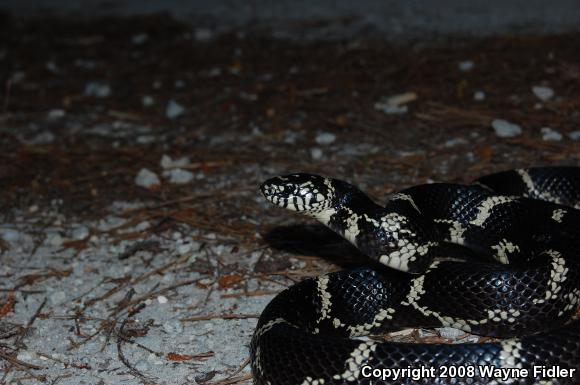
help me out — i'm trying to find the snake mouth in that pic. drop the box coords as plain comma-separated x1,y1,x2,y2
260,174,333,212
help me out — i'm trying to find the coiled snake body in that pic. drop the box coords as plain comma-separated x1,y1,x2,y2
252,167,580,385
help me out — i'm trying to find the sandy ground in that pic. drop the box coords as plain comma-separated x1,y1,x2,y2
1,14,580,385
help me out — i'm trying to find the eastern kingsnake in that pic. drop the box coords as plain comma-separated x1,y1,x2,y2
251,167,580,385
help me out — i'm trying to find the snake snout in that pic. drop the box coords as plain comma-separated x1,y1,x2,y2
260,177,291,208
260,173,332,212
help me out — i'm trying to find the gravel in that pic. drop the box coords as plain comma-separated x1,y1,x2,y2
135,168,161,188
532,85,555,101
491,119,522,138
541,127,563,141
0,206,274,385
166,100,186,119
315,132,337,145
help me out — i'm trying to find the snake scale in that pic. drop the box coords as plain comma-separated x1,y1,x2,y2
251,167,580,385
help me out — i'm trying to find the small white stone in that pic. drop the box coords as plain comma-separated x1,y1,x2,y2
131,33,148,45
438,327,464,339
541,127,562,141
177,243,192,254
142,95,154,106
160,155,190,169
72,226,89,240
134,360,149,372
16,351,33,361
195,28,213,42
11,71,26,83
444,138,467,147
568,130,580,140
310,147,323,160
49,290,67,305
374,102,408,115
458,60,474,72
164,168,194,184
135,168,161,188
532,86,554,101
163,320,183,335
1,229,21,243
206,67,221,77
29,205,39,213
84,82,111,98
166,100,185,119
315,132,336,145
49,233,64,247
491,119,522,138
32,131,55,144
47,109,66,119
157,295,168,304
46,61,58,73
473,91,486,101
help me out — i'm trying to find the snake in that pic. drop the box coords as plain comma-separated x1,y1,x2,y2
250,167,580,385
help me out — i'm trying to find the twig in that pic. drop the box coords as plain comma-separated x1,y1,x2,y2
220,290,281,298
180,313,259,322
116,304,155,383
208,373,253,385
0,350,44,370
15,297,46,349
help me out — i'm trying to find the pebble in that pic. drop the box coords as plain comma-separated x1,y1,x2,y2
72,226,89,240
47,109,66,119
315,132,336,145
532,85,554,101
194,28,214,42
177,243,193,254
541,127,562,141
444,138,467,147
32,131,56,144
16,350,34,361
157,295,168,304
160,155,191,169
142,95,155,106
374,101,408,115
46,61,58,73
49,290,67,305
569,130,580,140
84,82,111,98
310,148,323,160
458,60,474,72
206,67,222,77
166,100,185,119
11,71,26,83
1,228,21,243
134,360,150,372
165,168,194,184
438,327,464,339
163,320,183,335
131,33,148,45
135,168,161,188
491,119,522,138
473,91,486,101
49,233,64,247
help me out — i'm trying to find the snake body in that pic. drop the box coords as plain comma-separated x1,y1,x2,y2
251,167,580,385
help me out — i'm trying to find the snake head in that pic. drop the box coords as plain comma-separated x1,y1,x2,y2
260,173,336,213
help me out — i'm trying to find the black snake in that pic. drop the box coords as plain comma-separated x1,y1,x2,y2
251,167,580,385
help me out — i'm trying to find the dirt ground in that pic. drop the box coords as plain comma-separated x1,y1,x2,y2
1,13,580,385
